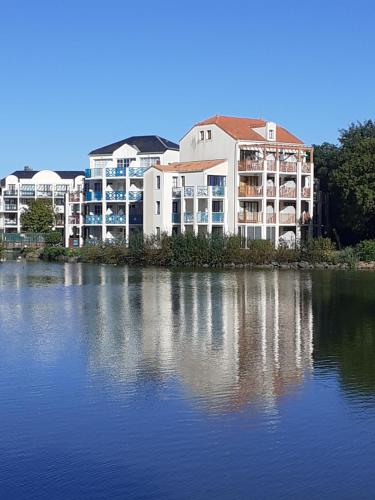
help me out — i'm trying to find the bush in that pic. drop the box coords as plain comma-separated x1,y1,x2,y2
246,239,275,264
45,231,62,246
336,246,358,267
301,237,336,263
356,240,375,262
41,246,66,261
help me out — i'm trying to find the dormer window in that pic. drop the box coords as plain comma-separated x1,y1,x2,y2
269,130,274,140
199,130,205,141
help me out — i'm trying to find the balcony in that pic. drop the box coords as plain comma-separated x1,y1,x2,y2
85,215,102,224
266,160,277,172
302,187,311,198
4,204,17,211
279,213,296,224
279,186,296,198
128,166,148,177
184,186,194,197
279,161,297,173
184,212,194,223
106,167,126,177
238,160,263,172
196,211,208,223
172,187,182,198
238,212,262,223
238,185,263,197
212,185,225,197
85,192,102,201
85,168,103,178
172,213,181,224
69,193,81,202
3,190,18,196
37,191,53,198
197,186,208,197
69,215,81,224
106,214,126,224
20,190,35,197
266,186,276,197
212,212,224,223
266,213,276,224
129,214,142,225
106,191,126,201
128,191,143,201
302,163,312,173
4,219,17,225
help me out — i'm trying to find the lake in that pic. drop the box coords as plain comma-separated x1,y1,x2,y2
0,262,374,499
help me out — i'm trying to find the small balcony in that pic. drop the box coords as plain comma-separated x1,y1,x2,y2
212,186,225,197
238,185,263,197
106,191,126,201
212,212,224,223
279,213,296,224
20,190,35,197
238,212,262,223
302,163,312,173
69,193,81,203
279,186,296,198
37,191,53,198
238,160,264,172
85,168,103,178
184,186,194,197
106,214,126,224
266,160,277,172
266,213,276,224
128,191,143,201
302,187,311,198
69,214,81,224
197,186,208,197
172,213,181,224
85,192,102,201
196,211,208,223
128,166,148,177
3,190,18,196
184,212,194,223
4,204,17,211
85,215,102,224
279,161,297,173
266,186,276,197
5,219,17,225
172,187,182,198
106,167,126,177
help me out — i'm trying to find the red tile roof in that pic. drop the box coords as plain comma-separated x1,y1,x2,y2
196,115,304,144
153,159,226,173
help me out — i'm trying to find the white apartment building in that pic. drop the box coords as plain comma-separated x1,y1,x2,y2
81,135,179,243
144,159,228,236
0,167,84,239
179,115,314,246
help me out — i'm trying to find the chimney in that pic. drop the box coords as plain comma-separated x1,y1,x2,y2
24,165,33,171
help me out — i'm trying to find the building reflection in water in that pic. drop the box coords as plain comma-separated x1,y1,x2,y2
82,266,314,413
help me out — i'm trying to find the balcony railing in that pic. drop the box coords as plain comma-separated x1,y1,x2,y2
184,186,194,197
4,204,17,211
238,160,263,171
85,168,103,178
302,187,311,198
20,190,35,197
172,187,182,198
197,186,208,197
4,219,17,225
184,212,194,223
279,213,296,224
85,215,102,224
85,192,102,201
266,213,276,224
302,163,312,173
128,191,143,201
128,166,148,177
266,186,276,197
196,211,208,223
129,214,143,224
266,160,277,172
37,191,53,197
279,161,297,173
212,185,225,197
69,215,81,224
279,186,296,198
212,212,224,223
106,167,126,177
238,185,263,197
69,193,81,202
238,212,262,223
3,190,18,196
172,213,181,223
106,214,126,224
106,191,126,201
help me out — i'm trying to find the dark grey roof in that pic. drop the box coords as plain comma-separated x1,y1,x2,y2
1,170,84,186
89,135,180,155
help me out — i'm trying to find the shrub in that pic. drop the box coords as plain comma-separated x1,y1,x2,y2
301,237,336,263
45,231,62,246
41,246,66,261
246,239,275,265
335,246,358,267
356,240,375,262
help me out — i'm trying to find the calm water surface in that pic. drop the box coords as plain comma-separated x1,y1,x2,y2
0,262,375,499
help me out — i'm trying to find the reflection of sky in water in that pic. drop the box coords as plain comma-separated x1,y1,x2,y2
1,262,375,499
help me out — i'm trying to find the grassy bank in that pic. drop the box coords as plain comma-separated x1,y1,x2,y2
32,234,375,269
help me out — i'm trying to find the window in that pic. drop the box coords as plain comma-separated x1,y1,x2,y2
269,130,274,140
94,205,102,215
172,176,178,188
156,227,160,239
156,176,160,189
181,176,185,187
117,158,136,168
94,182,101,192
156,201,160,215
212,201,223,212
94,160,108,168
208,175,226,186
199,130,204,141
207,130,212,140
140,157,160,168
172,201,178,213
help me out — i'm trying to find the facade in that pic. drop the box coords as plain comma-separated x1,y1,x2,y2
179,116,314,246
0,168,84,239
143,160,228,236
79,135,179,243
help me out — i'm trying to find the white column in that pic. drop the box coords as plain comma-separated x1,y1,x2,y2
275,156,280,247
208,186,212,234
101,171,107,241
193,188,198,235
296,161,302,243
261,163,267,239
125,173,130,244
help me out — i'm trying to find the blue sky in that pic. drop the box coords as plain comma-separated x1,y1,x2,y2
0,0,374,176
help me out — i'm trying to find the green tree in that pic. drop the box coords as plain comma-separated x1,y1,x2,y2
20,199,56,233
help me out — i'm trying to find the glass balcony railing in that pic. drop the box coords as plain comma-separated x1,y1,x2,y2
20,190,35,197
3,190,18,196
196,211,208,223
184,212,194,223
4,205,17,211
106,214,126,224
129,214,143,225
172,213,180,223
85,215,102,224
184,187,194,197
172,187,182,198
212,212,224,223
197,186,208,197
128,191,143,201
85,192,102,201
85,168,103,178
106,191,126,201
212,185,225,197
